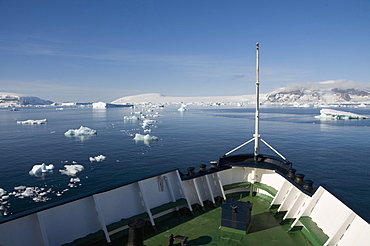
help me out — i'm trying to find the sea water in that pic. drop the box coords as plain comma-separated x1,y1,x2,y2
0,106,369,221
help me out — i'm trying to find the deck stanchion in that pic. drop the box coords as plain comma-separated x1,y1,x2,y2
92,195,111,243
37,212,50,246
205,175,216,205
176,170,193,212
138,181,155,227
193,178,205,207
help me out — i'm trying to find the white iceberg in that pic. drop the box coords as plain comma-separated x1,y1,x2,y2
124,115,139,121
59,165,84,176
316,109,369,120
29,163,54,176
12,186,51,202
68,177,81,187
141,119,156,129
0,188,6,197
21,187,35,197
133,133,158,142
89,155,106,162
64,126,97,136
17,119,47,124
178,104,187,112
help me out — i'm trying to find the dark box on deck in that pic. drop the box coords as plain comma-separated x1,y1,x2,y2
221,199,252,233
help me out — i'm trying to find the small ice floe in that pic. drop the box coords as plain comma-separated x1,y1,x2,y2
68,177,81,188
17,119,47,124
142,119,156,129
59,165,84,176
133,133,158,144
0,188,6,197
13,186,51,202
89,155,106,162
124,115,139,121
56,188,69,197
29,163,54,176
315,109,369,120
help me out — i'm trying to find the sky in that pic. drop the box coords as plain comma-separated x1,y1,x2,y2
0,0,370,102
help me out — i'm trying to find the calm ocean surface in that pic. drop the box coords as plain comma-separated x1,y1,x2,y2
0,105,369,221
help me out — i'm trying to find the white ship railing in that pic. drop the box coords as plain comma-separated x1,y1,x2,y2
1,166,369,246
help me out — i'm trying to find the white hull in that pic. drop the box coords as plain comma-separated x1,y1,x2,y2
0,165,369,246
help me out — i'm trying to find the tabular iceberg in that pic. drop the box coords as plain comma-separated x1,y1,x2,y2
17,119,47,124
316,109,369,120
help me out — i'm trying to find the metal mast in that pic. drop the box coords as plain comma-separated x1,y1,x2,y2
224,43,287,162
254,43,260,160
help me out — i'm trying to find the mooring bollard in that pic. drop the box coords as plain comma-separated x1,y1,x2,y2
126,219,146,246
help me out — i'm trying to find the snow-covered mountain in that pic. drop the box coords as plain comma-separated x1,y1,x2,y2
0,93,53,107
111,93,256,104
264,80,370,105
112,80,370,106
3,80,370,107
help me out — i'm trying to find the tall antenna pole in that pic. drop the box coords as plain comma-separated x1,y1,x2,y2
254,43,260,160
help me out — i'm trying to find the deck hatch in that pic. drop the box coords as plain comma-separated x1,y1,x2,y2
221,199,252,234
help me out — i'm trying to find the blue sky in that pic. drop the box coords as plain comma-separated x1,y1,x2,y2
0,0,369,102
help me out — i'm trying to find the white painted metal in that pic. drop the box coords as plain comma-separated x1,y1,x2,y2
271,180,292,205
216,172,227,200
137,180,155,226
337,215,370,246
260,138,287,161
39,196,102,246
92,194,111,243
0,168,369,246
175,170,193,212
224,138,254,156
254,42,260,159
324,211,356,246
162,175,176,202
37,212,50,246
283,193,308,220
0,214,44,246
193,178,205,207
205,175,216,204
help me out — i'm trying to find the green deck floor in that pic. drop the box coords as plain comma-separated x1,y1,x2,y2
79,196,313,246
143,196,312,246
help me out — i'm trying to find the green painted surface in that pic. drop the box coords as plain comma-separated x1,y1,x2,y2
144,197,312,246
64,196,314,246
223,182,251,191
299,217,329,246
252,182,278,196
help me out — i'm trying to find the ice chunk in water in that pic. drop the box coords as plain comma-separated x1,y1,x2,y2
89,155,106,162
124,115,139,121
59,165,84,176
133,133,158,142
0,188,6,196
17,119,47,124
64,126,97,136
29,163,54,176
